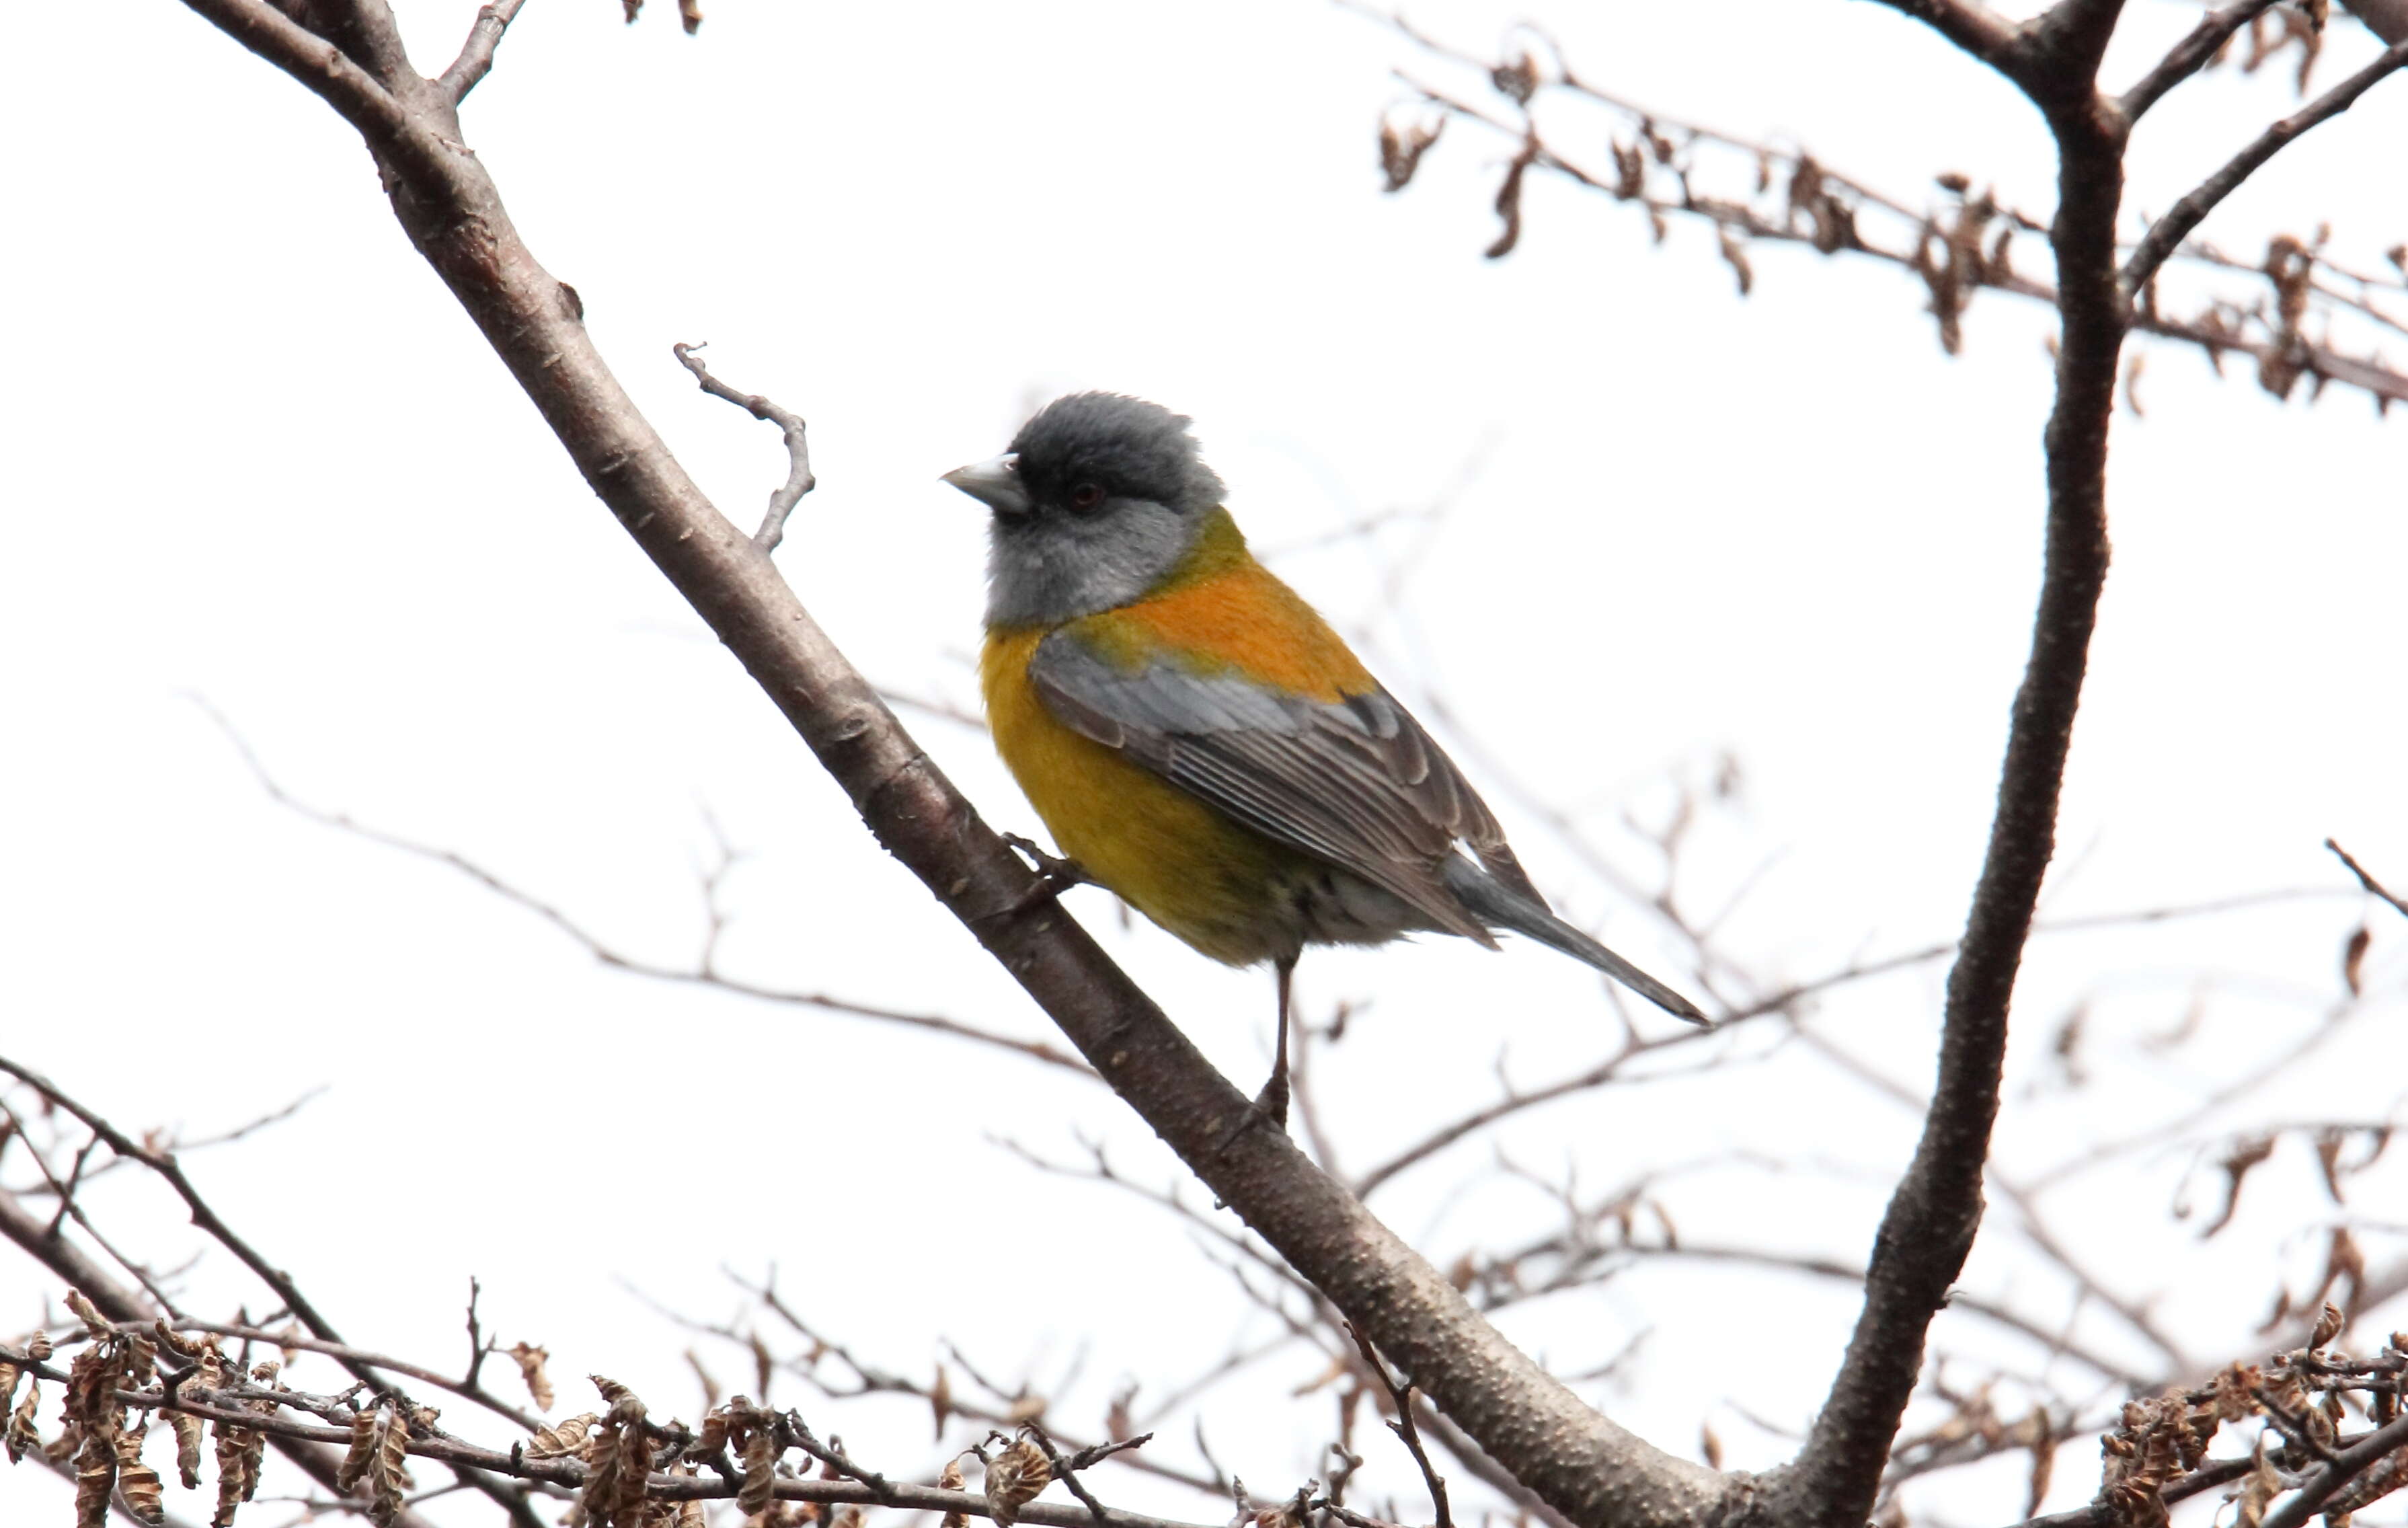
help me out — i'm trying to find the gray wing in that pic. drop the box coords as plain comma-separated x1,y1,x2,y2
1027,629,1543,942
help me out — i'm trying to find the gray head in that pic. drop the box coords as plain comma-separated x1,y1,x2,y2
943,392,1229,627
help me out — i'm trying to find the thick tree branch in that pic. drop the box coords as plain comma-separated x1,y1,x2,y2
169,13,1725,1528
1868,0,2034,83
2123,38,2408,291
1764,69,2130,1528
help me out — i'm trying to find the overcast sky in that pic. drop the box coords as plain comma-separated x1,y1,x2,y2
4,3,2405,1524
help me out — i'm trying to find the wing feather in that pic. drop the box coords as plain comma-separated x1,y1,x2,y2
1028,629,1541,938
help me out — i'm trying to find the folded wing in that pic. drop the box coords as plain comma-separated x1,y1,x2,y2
1029,628,1545,944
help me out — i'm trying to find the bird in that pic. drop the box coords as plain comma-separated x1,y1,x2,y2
943,392,1707,1133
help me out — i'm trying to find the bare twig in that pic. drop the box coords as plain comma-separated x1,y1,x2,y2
1344,1324,1452,1528
2328,838,2408,922
189,697,1093,1076
437,0,528,104
2122,0,2287,119
675,342,818,552
2260,1412,2408,1528
2122,38,2408,291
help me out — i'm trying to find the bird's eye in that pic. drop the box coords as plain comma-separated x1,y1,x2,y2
1069,482,1106,512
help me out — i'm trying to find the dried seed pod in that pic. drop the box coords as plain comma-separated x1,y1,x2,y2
527,1412,600,1460
2313,1301,2347,1349
0,1362,17,1414
509,1343,555,1412
983,1437,1052,1528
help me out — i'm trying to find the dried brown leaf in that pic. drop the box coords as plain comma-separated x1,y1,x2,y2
2235,1435,2280,1528
1699,1422,1723,1469
337,1408,380,1494
64,1291,110,1342
1378,115,1444,194
1491,52,1538,105
1717,227,1753,297
2025,1408,2056,1517
2343,925,2372,996
510,1342,556,1412
739,1420,777,1517
2315,1298,2347,1348
172,1410,204,1490
75,1425,116,1528
1487,143,1538,260
2205,1136,2276,1237
116,1420,164,1525
940,1454,967,1517
931,1365,953,1441
984,1437,1052,1528
527,1412,600,1460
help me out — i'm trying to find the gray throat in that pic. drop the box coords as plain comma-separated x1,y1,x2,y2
984,498,1201,627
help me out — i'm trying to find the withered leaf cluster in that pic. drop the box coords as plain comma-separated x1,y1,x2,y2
2099,1324,2408,1528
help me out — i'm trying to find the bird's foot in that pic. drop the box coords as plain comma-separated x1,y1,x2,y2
998,833,1095,915
1210,1068,1291,1160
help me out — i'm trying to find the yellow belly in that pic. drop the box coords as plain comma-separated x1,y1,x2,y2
980,625,1307,966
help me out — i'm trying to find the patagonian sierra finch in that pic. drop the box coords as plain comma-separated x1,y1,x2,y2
945,392,1707,1131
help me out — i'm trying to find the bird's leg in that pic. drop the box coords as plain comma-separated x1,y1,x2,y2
1257,956,1296,1127
997,833,1095,915
1214,956,1296,1159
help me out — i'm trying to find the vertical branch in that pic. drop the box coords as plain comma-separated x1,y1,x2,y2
1770,8,2130,1527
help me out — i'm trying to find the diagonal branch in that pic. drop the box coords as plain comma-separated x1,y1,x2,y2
169,13,1727,1528
438,0,527,104
1867,0,2034,82
2123,38,2408,291
2122,0,2286,120
2328,838,2408,922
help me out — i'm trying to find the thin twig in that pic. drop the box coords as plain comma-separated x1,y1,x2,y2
2122,0,2287,120
674,342,817,553
1344,1324,1452,1528
188,695,1092,1075
2122,39,2408,291
437,0,528,104
2328,838,2408,922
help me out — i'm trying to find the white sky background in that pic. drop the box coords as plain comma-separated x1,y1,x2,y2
3,1,2406,1524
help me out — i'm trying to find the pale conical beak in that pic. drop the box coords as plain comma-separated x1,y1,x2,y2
941,452,1032,517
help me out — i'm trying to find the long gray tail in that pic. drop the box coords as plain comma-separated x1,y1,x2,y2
1443,857,1709,1024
